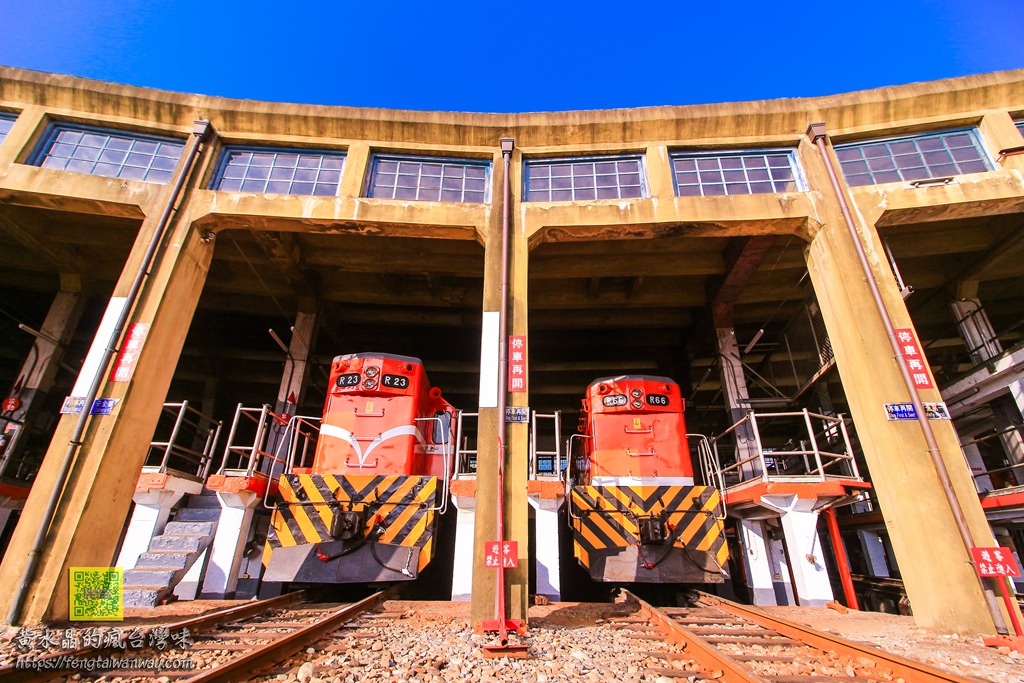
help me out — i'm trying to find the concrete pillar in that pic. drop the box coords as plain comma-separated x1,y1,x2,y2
951,298,1024,468
199,490,260,598
761,494,834,607
263,307,321,479
738,519,778,606
0,277,86,474
471,145,529,626
0,179,216,621
275,308,319,411
451,493,475,601
714,326,761,480
856,530,891,578
529,495,563,601
799,131,1010,633
962,442,994,493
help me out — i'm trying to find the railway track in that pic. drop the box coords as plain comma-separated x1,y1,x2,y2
1,589,393,682
623,590,991,683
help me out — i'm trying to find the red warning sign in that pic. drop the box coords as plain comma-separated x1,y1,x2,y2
110,323,150,382
971,547,1021,578
508,336,526,393
484,541,519,568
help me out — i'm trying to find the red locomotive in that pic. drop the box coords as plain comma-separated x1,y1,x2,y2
567,375,729,583
262,353,457,583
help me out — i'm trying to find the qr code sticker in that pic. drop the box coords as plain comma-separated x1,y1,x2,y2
69,567,123,621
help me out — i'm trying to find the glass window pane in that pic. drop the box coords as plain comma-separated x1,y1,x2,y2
364,155,488,202
835,129,990,185
34,124,185,184
670,150,800,196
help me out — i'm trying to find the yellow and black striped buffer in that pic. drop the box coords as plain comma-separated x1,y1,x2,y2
570,484,729,570
263,473,439,572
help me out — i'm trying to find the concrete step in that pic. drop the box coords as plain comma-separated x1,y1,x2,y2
124,569,175,587
149,535,204,553
163,521,216,536
175,507,222,522
134,552,191,570
124,588,165,608
187,493,222,508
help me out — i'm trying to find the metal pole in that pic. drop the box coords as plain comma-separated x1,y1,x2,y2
6,120,212,625
807,123,1007,634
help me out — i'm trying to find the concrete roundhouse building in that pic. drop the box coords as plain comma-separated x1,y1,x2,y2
0,66,1022,633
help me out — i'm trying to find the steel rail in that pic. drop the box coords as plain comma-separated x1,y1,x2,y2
694,591,990,683
0,593,308,683
181,588,392,683
624,590,766,683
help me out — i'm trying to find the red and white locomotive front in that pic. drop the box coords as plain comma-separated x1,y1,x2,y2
263,353,457,585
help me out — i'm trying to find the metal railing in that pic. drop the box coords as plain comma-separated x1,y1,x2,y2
690,433,727,520
144,401,222,480
712,408,861,488
219,404,309,480
454,411,478,477
529,410,562,479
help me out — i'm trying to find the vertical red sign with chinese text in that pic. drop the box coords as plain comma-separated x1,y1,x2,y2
508,335,526,393
110,323,150,382
894,327,933,389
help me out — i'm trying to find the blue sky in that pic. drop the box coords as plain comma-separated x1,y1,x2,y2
0,0,1021,113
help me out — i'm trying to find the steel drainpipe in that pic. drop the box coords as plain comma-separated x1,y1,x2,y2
823,507,859,610
807,123,1008,634
491,137,515,644
6,119,213,625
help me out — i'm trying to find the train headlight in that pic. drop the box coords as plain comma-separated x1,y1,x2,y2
364,378,378,389
632,399,643,409
602,394,627,407
630,388,642,398
364,366,380,378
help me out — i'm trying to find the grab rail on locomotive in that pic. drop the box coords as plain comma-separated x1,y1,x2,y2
710,408,861,490
143,401,223,480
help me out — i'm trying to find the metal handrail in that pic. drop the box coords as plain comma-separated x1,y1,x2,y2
529,410,562,479
564,434,591,520
218,404,291,478
415,416,452,515
454,411,478,477
263,414,321,511
145,401,222,479
711,408,861,488
689,433,727,521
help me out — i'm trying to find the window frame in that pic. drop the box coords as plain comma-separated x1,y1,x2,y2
1014,118,1024,138
522,153,649,202
210,144,348,197
364,153,491,204
833,128,993,187
0,112,18,146
28,121,186,184
668,148,805,197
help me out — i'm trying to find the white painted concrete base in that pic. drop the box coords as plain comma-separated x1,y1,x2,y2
200,491,260,598
739,519,779,605
115,477,202,569
451,495,475,601
528,495,563,600
762,494,834,607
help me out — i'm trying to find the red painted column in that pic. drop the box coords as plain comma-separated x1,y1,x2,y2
824,507,860,610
